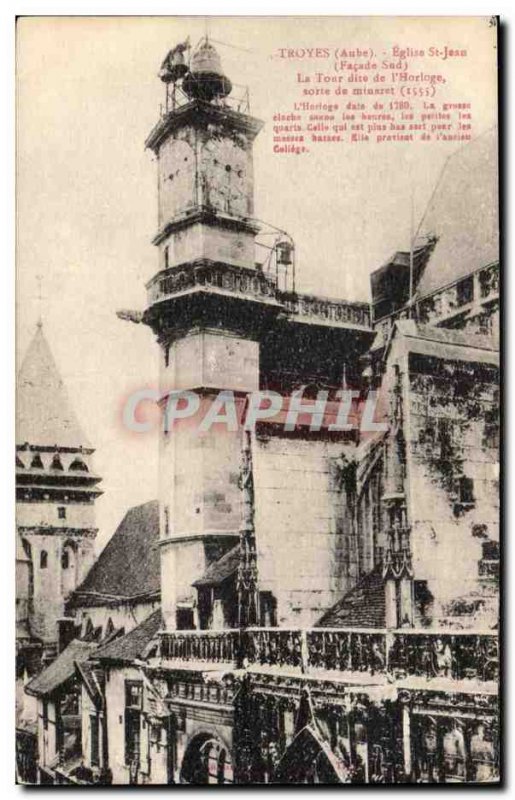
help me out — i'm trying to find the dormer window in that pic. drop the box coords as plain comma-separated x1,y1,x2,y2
31,453,44,470
69,458,88,472
51,453,64,470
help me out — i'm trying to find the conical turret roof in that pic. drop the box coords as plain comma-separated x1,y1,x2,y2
16,325,90,449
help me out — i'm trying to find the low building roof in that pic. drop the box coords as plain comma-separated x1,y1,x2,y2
384,319,499,367
67,500,160,608
398,320,499,366
95,609,162,663
193,545,240,588
25,640,98,698
317,566,386,628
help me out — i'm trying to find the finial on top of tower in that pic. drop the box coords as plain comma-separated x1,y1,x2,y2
181,37,232,102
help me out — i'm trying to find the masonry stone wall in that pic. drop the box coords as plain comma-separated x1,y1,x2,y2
253,435,358,627
405,353,499,625
17,500,96,532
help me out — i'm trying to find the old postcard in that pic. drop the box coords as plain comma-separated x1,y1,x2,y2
16,16,500,785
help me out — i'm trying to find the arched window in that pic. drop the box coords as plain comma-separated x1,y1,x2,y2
180,735,233,785
22,539,34,606
61,541,78,596
40,550,48,569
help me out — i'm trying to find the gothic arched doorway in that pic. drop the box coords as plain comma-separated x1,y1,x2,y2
273,725,348,784
180,733,233,785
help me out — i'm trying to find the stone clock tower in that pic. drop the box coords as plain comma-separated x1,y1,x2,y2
143,39,278,630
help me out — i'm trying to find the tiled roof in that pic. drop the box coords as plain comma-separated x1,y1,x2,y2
95,609,162,663
317,567,386,628
67,501,160,607
25,640,98,697
17,325,90,449
193,545,240,587
415,128,498,297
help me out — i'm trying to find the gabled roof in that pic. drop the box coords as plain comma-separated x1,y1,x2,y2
95,609,162,663
193,545,240,587
17,325,90,449
317,567,385,628
415,128,498,297
67,500,160,607
25,640,98,697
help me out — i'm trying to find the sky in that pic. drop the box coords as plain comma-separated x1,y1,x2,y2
16,16,497,550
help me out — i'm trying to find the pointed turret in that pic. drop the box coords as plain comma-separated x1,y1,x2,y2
16,325,101,651
17,324,89,450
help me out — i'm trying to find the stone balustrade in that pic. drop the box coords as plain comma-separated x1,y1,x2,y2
159,629,239,664
146,262,372,330
158,628,498,683
147,262,279,306
279,292,371,329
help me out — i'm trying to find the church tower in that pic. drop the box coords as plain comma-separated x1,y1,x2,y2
16,325,102,653
143,39,278,630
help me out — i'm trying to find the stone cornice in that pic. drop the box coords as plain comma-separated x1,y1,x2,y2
145,100,263,154
17,526,98,539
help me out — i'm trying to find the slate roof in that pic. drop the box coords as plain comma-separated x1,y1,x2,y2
415,127,498,297
193,545,240,587
317,567,386,628
67,500,160,607
25,640,98,697
17,325,90,449
95,609,162,663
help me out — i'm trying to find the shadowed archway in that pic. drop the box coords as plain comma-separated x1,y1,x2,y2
180,732,233,785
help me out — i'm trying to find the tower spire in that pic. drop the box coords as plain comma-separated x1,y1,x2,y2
36,274,43,328
17,326,90,449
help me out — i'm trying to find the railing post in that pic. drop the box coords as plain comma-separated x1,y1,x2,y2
385,631,393,676
300,630,309,674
